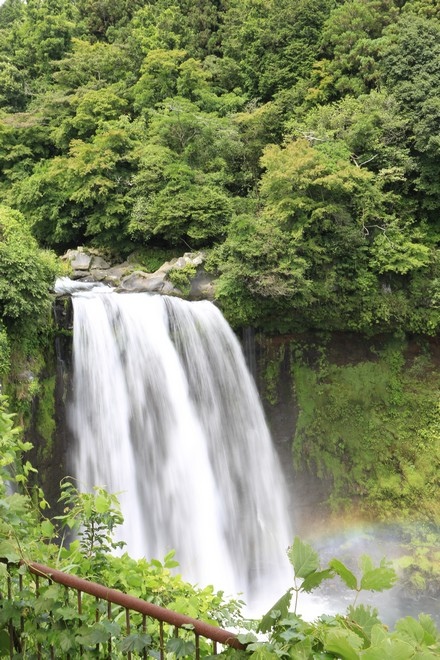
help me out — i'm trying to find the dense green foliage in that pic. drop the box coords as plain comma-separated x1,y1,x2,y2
0,0,438,333
0,204,60,433
291,338,439,520
0,206,58,329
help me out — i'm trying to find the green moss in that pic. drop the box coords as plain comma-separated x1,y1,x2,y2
0,324,10,377
291,337,440,524
128,247,177,273
36,376,56,450
167,263,197,295
261,343,286,406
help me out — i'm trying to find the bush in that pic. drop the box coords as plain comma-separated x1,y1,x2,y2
0,205,59,329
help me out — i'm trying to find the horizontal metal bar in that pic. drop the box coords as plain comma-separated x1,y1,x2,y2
23,561,245,650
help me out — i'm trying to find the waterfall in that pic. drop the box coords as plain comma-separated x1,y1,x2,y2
66,281,293,606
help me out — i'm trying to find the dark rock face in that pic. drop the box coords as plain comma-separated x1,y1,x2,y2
249,332,333,533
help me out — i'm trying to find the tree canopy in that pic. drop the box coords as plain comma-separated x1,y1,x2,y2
0,0,438,334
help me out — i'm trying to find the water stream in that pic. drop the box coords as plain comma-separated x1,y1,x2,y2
65,281,293,606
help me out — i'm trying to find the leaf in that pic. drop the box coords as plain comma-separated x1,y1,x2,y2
166,637,196,657
164,549,180,568
362,638,415,660
394,617,425,647
248,647,279,659
285,636,313,658
324,629,364,660
53,605,82,622
328,558,358,590
258,588,293,633
417,614,440,645
94,493,110,513
300,568,334,593
359,557,397,592
0,540,20,563
75,622,113,646
287,537,320,578
237,632,259,644
41,519,55,537
347,604,382,640
57,629,76,653
394,615,439,648
370,623,388,646
119,633,152,653
0,630,10,654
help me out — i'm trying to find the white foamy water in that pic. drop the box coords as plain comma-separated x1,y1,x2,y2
67,283,293,607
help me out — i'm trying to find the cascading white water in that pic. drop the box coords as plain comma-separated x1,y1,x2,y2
66,281,293,606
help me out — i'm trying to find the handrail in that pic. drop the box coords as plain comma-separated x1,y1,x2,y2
24,561,245,650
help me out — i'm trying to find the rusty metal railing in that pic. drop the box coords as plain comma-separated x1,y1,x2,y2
1,560,246,658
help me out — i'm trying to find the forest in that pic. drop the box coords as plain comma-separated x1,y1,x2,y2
0,0,439,333
0,0,439,656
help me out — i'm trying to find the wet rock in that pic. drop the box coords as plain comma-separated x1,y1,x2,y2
189,271,215,300
90,255,111,270
119,271,166,292
69,251,92,271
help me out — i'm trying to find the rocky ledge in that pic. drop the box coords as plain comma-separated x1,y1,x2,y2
59,248,215,300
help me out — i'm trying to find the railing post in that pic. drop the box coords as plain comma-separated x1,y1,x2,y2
125,607,132,660
107,600,112,659
6,565,14,660
159,620,165,660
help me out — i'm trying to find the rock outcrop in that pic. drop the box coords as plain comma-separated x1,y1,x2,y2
59,248,215,300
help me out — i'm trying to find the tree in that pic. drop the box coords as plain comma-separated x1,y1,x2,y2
53,38,134,90
212,137,437,333
75,0,145,40
294,0,399,107
0,205,59,328
379,13,440,220
0,0,79,96
221,0,334,101
11,117,142,250
128,98,239,246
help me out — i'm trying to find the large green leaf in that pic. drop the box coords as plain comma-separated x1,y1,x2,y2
0,630,10,654
359,557,397,592
287,537,319,578
57,629,76,653
361,638,415,660
300,568,334,593
286,636,314,659
248,647,279,659
76,623,112,646
324,629,364,660
40,519,55,538
347,605,381,641
258,588,293,633
0,539,20,563
119,633,152,653
328,558,358,590
166,637,196,657
395,615,439,648
370,624,387,647
395,617,425,646
418,614,440,645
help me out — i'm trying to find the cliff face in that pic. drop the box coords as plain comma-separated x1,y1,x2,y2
253,331,440,533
